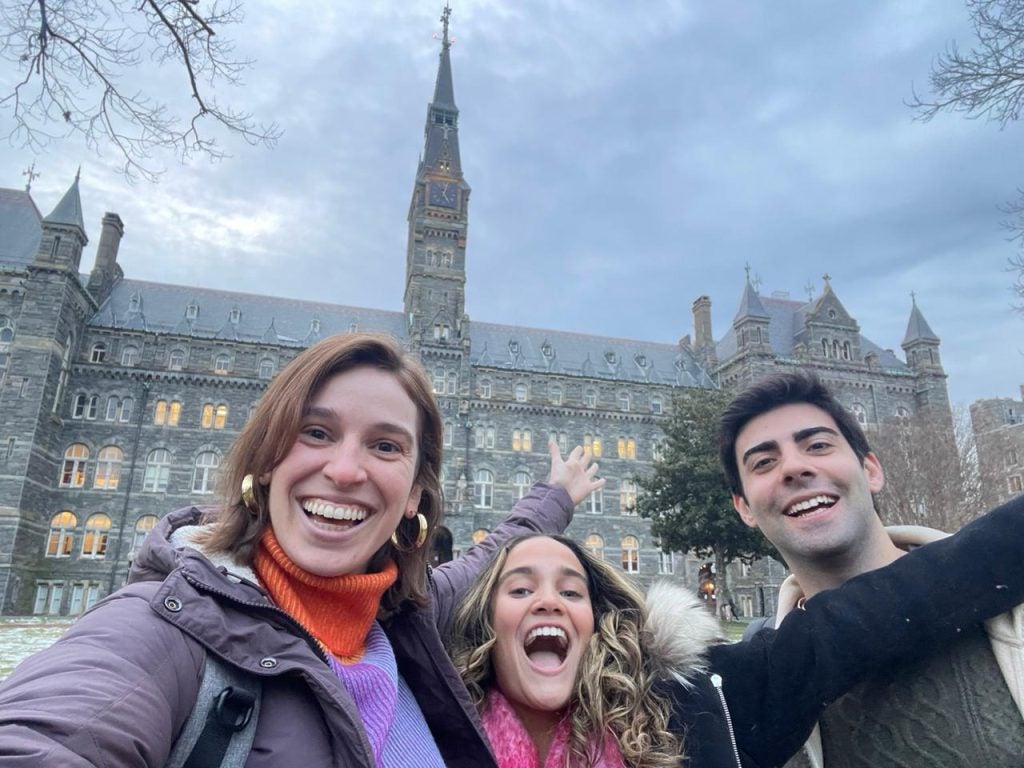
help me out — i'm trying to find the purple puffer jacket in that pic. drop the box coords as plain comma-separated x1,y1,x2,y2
0,483,575,767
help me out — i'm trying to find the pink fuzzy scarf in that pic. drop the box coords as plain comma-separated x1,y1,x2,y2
481,689,626,768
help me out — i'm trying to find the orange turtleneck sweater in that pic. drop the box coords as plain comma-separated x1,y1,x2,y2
253,529,397,662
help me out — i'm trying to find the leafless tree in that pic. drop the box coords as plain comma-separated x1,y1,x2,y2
0,0,280,181
871,406,982,531
908,0,1024,127
1001,192,1024,313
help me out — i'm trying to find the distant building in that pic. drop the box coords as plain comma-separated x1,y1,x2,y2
0,18,949,616
971,388,1024,508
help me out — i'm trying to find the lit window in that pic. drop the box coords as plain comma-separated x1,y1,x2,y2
202,404,214,428
215,404,228,429
90,343,107,363
168,349,186,371
512,428,532,452
192,451,220,494
259,358,275,380
586,488,603,514
513,470,532,500
620,480,637,514
472,529,488,545
584,389,597,408
618,392,630,412
93,446,124,489
584,435,602,458
132,515,158,552
585,533,604,560
168,401,181,426
214,354,231,374
617,437,637,460
59,444,89,487
621,536,639,573
143,449,171,492
121,345,139,367
475,469,494,508
514,383,528,403
651,396,663,415
154,400,167,425
46,512,77,558
550,386,563,406
81,514,112,559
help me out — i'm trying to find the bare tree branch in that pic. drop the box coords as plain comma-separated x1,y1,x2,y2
0,0,280,181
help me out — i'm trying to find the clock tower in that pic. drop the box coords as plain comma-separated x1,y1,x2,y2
404,3,470,353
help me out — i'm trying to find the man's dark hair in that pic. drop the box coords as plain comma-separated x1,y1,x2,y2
719,372,873,498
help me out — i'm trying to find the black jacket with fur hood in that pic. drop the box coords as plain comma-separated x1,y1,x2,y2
644,494,1024,768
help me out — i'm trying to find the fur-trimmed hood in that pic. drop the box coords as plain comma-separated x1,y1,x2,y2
643,580,725,687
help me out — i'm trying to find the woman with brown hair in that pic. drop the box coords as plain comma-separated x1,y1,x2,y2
0,333,603,768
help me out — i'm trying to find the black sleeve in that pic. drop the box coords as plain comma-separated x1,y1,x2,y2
706,493,1024,767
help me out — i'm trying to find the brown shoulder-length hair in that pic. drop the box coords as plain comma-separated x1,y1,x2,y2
449,534,682,768
200,332,444,616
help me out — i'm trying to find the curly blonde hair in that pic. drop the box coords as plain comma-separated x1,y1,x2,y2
449,534,682,768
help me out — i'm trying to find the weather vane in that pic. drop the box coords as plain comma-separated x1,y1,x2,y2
22,162,39,192
433,3,455,48
804,280,815,302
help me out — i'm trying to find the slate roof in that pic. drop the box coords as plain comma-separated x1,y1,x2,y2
88,279,715,388
903,301,940,344
0,188,42,266
43,174,86,234
717,291,908,372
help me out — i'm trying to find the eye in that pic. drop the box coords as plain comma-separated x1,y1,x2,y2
561,589,584,599
301,426,331,442
807,440,833,452
373,440,403,455
750,456,775,472
508,587,532,597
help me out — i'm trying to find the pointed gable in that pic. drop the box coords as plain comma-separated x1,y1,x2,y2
804,281,857,329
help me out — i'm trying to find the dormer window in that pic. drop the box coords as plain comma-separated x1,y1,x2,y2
604,351,617,365
634,353,647,368
128,293,141,312
541,342,553,358
310,318,321,334
185,302,199,321
229,307,241,324
508,340,520,355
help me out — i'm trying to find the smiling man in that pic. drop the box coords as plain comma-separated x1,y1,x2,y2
719,372,1024,768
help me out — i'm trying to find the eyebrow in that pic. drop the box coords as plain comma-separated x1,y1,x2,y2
301,406,417,444
498,564,588,586
740,426,840,465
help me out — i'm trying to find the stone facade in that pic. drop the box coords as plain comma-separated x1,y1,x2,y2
971,389,1024,509
0,30,951,616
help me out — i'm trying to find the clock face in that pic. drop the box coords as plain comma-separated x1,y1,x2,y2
428,181,458,208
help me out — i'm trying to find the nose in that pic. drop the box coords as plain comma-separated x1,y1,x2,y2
778,446,815,484
321,440,368,485
530,585,564,614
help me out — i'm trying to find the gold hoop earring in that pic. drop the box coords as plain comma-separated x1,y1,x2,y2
391,513,429,552
241,474,258,514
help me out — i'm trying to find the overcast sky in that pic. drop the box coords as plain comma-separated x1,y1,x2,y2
1,1,1021,407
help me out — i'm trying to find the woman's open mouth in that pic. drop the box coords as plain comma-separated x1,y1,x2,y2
524,626,569,670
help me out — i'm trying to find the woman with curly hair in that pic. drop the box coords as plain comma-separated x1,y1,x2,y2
450,508,1024,768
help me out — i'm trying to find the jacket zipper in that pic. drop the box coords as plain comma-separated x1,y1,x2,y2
710,673,743,768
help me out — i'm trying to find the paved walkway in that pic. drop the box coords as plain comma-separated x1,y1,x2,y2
0,617,73,679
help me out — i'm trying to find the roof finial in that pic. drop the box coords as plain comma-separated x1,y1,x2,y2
440,2,453,51
821,272,831,288
75,164,81,183
910,290,917,306
744,262,752,283
22,161,40,192
804,279,815,302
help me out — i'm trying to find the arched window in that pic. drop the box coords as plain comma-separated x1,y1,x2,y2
215,404,228,429
843,341,851,360
583,434,602,457
132,515,158,552
586,488,603,515
652,439,666,462
549,386,563,406
584,388,597,408
81,514,112,558
201,404,213,428
121,345,139,366
585,533,604,560
617,437,637,460
167,348,186,371
471,529,488,545
0,316,13,377
512,470,532,500
143,449,171,492
621,536,639,573
821,338,830,358
478,379,492,399
105,395,119,421
93,446,124,490
258,358,275,380
52,335,72,414
617,392,630,412
620,480,638,514
72,394,98,420
514,382,528,403
119,397,134,423
60,444,89,487
192,451,220,494
90,342,107,363
650,395,663,415
46,512,76,558
474,469,494,508
214,354,231,374
512,428,532,452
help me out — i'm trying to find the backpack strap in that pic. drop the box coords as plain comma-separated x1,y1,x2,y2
165,654,262,768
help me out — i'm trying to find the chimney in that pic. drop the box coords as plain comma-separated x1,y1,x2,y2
86,212,125,304
691,295,717,369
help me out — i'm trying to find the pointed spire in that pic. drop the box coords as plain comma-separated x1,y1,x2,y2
43,171,86,233
433,3,457,109
902,293,939,344
734,271,769,321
